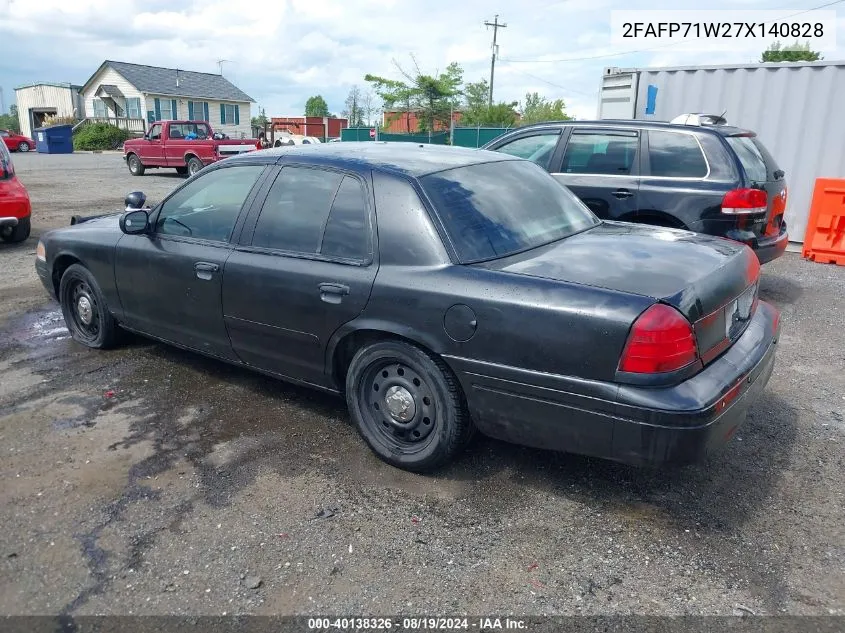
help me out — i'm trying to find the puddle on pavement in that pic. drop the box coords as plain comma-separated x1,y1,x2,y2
6,307,70,348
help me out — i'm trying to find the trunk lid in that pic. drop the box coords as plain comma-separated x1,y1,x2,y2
474,221,759,324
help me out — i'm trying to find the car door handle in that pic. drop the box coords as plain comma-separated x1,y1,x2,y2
194,262,219,280
319,283,350,304
612,189,634,199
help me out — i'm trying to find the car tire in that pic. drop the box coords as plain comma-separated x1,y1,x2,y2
0,217,30,243
175,166,188,175
345,339,473,472
187,157,203,177
17,141,30,152
59,264,120,349
127,154,145,176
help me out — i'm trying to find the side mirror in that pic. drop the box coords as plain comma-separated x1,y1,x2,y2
119,210,150,235
125,191,147,210
143,134,150,141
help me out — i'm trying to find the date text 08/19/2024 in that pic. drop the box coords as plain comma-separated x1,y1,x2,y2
306,617,527,630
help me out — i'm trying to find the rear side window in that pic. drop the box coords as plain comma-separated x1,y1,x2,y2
253,166,342,254
0,142,13,180
647,131,708,178
561,130,638,175
320,176,368,261
726,136,768,183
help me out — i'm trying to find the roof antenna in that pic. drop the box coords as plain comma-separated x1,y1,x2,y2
217,59,231,76
719,109,727,122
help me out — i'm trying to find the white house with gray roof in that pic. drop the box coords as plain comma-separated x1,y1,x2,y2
78,60,254,138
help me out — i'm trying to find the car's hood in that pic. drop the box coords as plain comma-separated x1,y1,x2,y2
474,221,758,321
68,212,122,228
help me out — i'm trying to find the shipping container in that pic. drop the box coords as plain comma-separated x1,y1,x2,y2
597,61,845,243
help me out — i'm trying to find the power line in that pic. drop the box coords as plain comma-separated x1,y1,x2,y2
484,15,507,107
501,0,844,64
503,64,597,97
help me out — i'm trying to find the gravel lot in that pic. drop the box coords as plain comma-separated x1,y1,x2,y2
0,152,843,617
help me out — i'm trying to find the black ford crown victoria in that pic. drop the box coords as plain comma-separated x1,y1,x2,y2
35,144,780,472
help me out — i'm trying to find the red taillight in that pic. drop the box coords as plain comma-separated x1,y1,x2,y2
722,188,767,214
619,304,698,374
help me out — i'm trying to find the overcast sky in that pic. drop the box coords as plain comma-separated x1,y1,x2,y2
1,0,844,122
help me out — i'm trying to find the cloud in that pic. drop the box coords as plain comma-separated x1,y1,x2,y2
1,0,843,121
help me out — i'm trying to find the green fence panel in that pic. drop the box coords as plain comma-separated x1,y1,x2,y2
379,132,449,145
341,127,375,142
452,127,511,148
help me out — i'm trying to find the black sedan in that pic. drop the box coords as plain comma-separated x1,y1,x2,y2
35,144,780,472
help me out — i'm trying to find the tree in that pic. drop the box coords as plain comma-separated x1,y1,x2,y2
519,92,570,125
362,90,376,127
341,86,365,127
366,58,463,133
761,41,822,63
0,104,20,134
461,79,518,127
250,107,269,130
304,95,330,117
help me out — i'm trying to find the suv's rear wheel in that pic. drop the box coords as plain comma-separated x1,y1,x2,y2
0,217,31,243
345,340,473,472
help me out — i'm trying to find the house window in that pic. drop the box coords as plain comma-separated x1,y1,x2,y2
92,98,106,118
188,101,208,121
220,103,239,125
159,100,174,121
126,98,142,119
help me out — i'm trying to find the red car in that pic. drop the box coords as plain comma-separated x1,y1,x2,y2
1,129,35,153
0,141,32,242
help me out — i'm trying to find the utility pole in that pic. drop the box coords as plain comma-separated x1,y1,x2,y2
484,15,507,107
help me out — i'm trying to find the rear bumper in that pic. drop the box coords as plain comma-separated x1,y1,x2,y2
0,216,21,228
724,222,789,264
446,301,780,467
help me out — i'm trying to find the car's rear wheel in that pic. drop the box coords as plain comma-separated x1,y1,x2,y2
17,141,30,152
175,166,188,175
345,339,473,472
127,154,145,176
0,217,30,243
187,157,203,177
59,264,120,349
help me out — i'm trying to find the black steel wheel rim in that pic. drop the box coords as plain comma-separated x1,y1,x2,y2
359,360,437,453
67,280,100,343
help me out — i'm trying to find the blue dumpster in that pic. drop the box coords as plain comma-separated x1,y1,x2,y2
34,125,74,154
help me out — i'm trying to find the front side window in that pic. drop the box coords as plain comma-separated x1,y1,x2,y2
148,124,162,140
155,165,264,242
561,130,638,175
647,131,708,178
421,160,599,263
492,133,560,169
252,166,342,254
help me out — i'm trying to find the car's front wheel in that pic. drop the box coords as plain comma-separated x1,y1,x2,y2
127,153,145,176
345,339,473,472
0,217,30,243
59,264,120,349
17,141,30,152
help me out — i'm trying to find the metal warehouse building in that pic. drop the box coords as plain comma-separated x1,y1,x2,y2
598,60,845,244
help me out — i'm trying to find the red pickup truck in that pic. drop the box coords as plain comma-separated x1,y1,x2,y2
124,121,258,177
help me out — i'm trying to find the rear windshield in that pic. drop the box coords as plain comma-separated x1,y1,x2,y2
420,160,599,263
726,135,781,183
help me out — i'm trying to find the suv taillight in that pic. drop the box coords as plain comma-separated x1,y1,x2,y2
619,304,698,374
722,188,767,214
